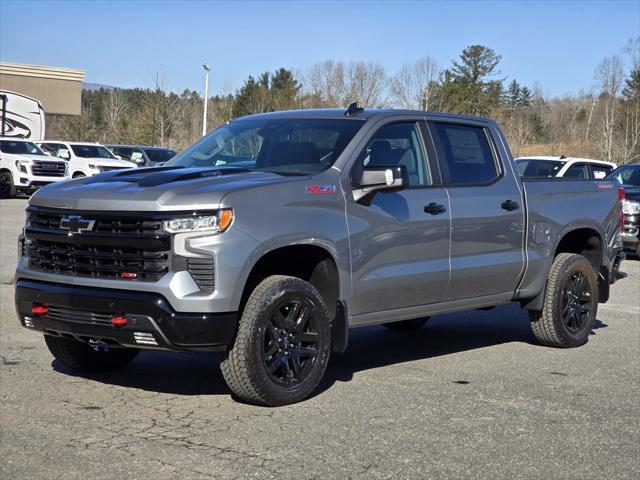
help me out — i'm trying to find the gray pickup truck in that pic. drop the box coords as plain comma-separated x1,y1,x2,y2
15,106,625,406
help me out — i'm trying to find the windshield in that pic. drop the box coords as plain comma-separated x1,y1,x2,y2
606,164,640,187
70,144,117,159
0,140,45,155
516,159,566,178
168,118,364,175
145,148,177,164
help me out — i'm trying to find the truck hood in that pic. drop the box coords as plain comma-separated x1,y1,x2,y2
30,166,304,211
79,157,137,168
11,154,64,163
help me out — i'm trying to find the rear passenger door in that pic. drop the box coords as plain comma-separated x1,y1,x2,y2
429,121,525,300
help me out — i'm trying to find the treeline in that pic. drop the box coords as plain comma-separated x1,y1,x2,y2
52,40,640,164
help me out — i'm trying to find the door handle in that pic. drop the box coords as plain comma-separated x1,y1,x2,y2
424,202,446,215
501,200,519,211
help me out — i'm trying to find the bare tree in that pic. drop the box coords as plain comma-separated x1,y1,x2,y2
595,55,624,161
389,56,439,110
305,60,347,107
102,89,127,142
346,62,387,107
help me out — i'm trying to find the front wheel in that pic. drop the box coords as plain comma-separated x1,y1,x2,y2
45,335,139,372
0,171,17,198
221,275,332,406
529,253,598,348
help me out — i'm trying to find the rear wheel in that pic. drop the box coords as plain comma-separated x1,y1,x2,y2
72,172,86,178
529,253,598,348
383,317,430,330
0,171,17,198
44,335,139,372
221,275,331,406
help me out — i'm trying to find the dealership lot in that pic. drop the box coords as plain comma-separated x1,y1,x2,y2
0,197,638,479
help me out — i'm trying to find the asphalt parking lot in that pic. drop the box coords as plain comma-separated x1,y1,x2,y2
0,197,638,479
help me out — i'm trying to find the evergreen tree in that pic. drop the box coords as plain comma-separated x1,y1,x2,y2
622,68,640,100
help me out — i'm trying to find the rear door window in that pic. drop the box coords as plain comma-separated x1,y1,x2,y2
591,164,613,179
430,123,499,185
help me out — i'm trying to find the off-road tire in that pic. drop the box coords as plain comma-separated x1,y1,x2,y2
0,171,17,198
220,275,332,406
383,317,430,330
45,335,139,372
529,253,598,348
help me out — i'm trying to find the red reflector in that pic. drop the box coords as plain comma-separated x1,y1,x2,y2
618,187,625,201
111,316,128,327
31,304,48,315
121,272,138,280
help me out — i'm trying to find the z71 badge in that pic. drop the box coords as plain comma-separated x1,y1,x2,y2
306,185,337,195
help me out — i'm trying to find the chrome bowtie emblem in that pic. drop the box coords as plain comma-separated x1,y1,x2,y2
60,215,95,235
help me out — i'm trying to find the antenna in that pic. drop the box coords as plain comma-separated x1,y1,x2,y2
344,102,364,116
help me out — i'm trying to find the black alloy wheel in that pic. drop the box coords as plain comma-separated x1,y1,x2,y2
561,271,593,335
262,298,321,386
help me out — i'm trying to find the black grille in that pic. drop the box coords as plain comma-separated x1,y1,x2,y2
100,166,130,173
27,241,169,280
187,257,215,292
25,208,170,281
46,306,113,325
32,160,67,177
27,209,163,235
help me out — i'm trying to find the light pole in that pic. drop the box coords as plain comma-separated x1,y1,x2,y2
202,63,210,136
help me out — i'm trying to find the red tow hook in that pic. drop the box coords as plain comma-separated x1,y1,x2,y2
111,316,128,327
31,303,49,315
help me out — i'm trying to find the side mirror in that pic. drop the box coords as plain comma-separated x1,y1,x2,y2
353,165,407,204
135,157,145,165
58,150,71,160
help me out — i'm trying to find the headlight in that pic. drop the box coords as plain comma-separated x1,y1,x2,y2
163,209,234,234
15,160,30,174
88,164,99,170
622,200,640,215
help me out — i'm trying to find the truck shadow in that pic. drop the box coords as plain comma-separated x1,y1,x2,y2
50,302,608,399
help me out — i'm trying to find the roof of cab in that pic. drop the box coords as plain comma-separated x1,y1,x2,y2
234,108,494,123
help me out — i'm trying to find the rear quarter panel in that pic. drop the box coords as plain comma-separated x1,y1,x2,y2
516,179,622,300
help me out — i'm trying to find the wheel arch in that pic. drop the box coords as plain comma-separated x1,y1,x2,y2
238,242,348,352
521,224,608,311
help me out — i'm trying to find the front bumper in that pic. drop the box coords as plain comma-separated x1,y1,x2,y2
16,177,63,191
15,280,237,352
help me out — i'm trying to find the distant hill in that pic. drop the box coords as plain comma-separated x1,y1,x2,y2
82,82,116,92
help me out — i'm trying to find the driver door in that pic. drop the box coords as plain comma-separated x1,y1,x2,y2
346,120,451,316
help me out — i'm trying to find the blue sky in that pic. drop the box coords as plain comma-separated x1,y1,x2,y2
1,0,638,98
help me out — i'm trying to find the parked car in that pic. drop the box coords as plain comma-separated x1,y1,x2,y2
515,156,616,180
606,163,640,256
36,141,136,178
106,145,177,167
0,137,68,198
16,107,624,406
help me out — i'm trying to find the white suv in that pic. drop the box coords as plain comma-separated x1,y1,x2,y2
37,141,136,178
0,137,69,198
515,156,617,180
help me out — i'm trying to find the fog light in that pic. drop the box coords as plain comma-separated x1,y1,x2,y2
23,316,34,328
20,177,29,184
133,332,158,345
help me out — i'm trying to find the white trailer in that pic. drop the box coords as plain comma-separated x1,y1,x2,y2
0,90,46,141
